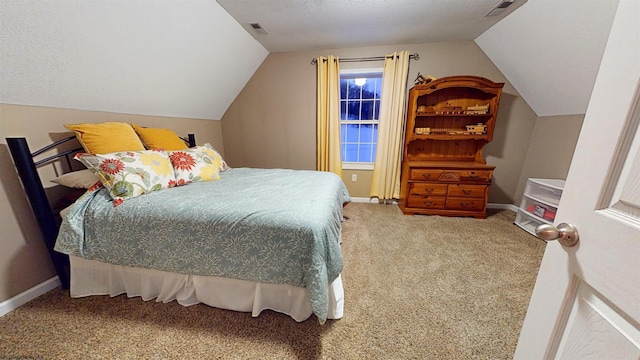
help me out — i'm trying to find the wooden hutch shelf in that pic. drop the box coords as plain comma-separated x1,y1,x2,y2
399,75,504,218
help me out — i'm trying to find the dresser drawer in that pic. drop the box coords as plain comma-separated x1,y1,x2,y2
407,196,446,209
410,168,492,182
410,169,445,181
445,197,485,211
408,183,448,197
447,184,488,198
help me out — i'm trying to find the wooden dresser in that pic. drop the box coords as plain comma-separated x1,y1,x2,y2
399,76,504,218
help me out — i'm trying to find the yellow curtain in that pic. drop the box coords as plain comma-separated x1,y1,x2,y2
316,55,342,177
370,51,410,200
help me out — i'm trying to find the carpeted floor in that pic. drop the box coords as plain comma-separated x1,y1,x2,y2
0,203,545,359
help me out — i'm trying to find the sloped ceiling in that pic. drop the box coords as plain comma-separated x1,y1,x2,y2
219,0,620,117
0,1,268,120
476,0,619,116
0,1,620,119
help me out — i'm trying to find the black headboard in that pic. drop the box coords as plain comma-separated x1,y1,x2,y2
6,134,196,289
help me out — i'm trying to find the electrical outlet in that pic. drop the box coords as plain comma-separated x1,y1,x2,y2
351,174,357,182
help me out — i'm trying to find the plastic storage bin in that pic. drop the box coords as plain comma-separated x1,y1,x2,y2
515,178,565,236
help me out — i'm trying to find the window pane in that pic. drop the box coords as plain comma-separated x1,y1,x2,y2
340,100,347,120
344,144,358,162
346,124,359,142
340,79,347,99
346,79,360,99
359,144,373,162
373,124,378,142
360,124,374,142
361,80,376,99
374,78,382,98
347,101,360,120
374,100,380,120
361,100,374,120
341,124,347,142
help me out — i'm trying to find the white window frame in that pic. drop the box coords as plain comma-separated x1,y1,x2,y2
340,68,383,171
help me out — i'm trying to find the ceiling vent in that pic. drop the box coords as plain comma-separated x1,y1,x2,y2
485,0,515,16
249,23,268,35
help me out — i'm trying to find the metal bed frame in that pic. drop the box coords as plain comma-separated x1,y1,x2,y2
6,134,196,289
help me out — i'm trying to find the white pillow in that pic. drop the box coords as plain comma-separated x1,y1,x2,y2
51,169,100,189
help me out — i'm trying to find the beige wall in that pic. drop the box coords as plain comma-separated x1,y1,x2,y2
514,114,584,205
341,169,374,198
221,40,539,202
0,103,223,303
221,51,318,170
1,43,586,304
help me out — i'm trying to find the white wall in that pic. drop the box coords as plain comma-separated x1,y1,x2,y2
476,0,619,116
0,0,268,120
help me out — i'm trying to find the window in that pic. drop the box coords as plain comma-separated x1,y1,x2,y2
340,69,383,170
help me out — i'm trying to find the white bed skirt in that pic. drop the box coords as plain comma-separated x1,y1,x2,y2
69,256,344,322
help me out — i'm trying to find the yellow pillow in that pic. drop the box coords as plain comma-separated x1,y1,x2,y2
131,124,188,151
65,122,145,154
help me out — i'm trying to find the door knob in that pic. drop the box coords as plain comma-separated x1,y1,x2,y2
535,223,579,247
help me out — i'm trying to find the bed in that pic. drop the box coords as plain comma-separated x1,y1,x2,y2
7,125,350,323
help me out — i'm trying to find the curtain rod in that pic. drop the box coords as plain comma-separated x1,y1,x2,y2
310,52,419,65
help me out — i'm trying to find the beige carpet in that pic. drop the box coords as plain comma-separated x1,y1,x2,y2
0,203,545,359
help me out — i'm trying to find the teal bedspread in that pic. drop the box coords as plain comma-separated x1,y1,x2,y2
55,168,350,323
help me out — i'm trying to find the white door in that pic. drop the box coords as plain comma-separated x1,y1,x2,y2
514,1,640,359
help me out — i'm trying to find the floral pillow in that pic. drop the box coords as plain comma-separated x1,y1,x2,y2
75,150,176,206
168,149,221,185
196,143,229,172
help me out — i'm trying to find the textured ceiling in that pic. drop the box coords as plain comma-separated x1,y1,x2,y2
217,0,620,116
216,0,526,52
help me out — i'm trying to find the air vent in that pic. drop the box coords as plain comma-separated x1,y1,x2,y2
248,23,268,35
485,0,515,16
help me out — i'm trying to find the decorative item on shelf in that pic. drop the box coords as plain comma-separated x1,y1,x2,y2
448,129,467,135
416,105,435,114
428,128,459,134
415,127,431,134
465,104,489,115
465,123,487,134
437,105,465,115
414,72,436,85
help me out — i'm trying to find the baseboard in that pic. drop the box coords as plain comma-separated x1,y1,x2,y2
0,276,60,317
488,203,519,212
351,198,518,212
350,197,398,204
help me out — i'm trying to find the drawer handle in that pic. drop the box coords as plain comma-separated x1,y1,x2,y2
421,174,433,180
460,202,473,208
462,189,472,195
425,188,435,194
423,201,435,207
